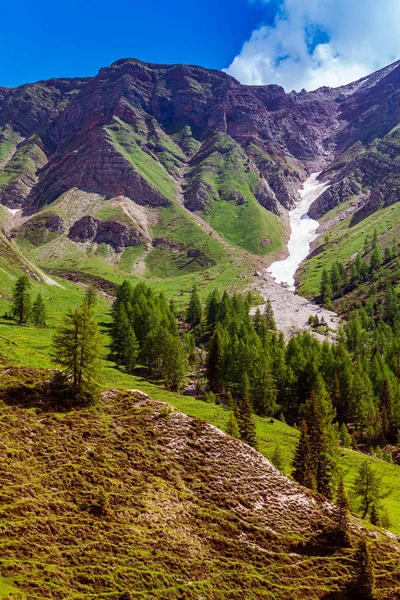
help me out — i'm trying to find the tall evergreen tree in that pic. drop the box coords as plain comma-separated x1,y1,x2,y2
226,410,240,438
186,285,202,328
353,460,384,520
235,376,258,449
52,300,103,401
354,539,376,600
32,292,46,327
206,327,223,393
292,419,316,490
334,474,351,546
264,299,276,330
369,504,380,526
11,275,31,325
121,325,139,373
85,284,97,308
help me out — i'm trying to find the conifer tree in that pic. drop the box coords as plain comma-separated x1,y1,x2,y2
292,420,316,490
334,474,351,546
206,327,223,393
121,325,139,373
186,284,202,328
235,376,258,449
271,445,284,471
264,299,276,330
11,275,31,325
369,504,380,527
354,539,376,600
226,410,240,438
32,292,46,327
52,300,103,401
163,335,188,391
85,284,97,308
370,245,382,273
353,460,384,519
205,288,220,333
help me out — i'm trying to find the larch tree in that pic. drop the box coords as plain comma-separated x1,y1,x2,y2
353,460,384,520
12,275,31,325
32,292,46,327
52,300,103,401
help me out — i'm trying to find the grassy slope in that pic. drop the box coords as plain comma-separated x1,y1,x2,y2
0,372,399,599
0,278,400,535
188,133,285,256
298,202,400,297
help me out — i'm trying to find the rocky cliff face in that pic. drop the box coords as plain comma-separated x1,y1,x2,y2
1,57,400,258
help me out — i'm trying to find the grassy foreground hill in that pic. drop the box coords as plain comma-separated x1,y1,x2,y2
0,366,399,599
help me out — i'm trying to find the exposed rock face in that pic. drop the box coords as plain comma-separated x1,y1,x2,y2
11,213,66,246
1,57,400,245
68,215,143,251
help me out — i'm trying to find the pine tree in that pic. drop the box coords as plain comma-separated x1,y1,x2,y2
264,299,276,330
186,284,202,328
206,327,223,393
292,420,316,490
52,300,103,401
11,275,31,325
226,410,240,438
32,292,46,327
121,325,139,373
111,303,131,362
369,504,380,526
354,539,376,600
334,474,351,546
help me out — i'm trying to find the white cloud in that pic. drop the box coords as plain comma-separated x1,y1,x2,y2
225,0,400,91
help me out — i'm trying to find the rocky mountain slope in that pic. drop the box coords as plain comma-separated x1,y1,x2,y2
2,58,400,287
1,366,399,599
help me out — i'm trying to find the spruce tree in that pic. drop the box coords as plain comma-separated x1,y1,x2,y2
52,300,103,401
205,289,220,333
32,292,46,327
206,327,223,393
354,539,376,600
11,275,31,325
334,474,351,546
186,284,202,328
226,410,240,438
292,419,316,490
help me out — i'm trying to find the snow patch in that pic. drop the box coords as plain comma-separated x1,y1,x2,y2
268,173,329,289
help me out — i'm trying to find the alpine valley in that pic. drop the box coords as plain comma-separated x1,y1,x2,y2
1,58,400,599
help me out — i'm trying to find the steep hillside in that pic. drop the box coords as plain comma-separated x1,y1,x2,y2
0,367,399,599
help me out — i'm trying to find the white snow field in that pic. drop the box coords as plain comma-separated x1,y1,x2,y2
267,173,329,290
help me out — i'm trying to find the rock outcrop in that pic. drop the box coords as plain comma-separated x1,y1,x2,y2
68,215,143,251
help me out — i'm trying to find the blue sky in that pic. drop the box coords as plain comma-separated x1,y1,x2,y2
0,0,278,87
2,0,400,91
